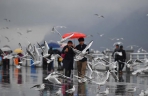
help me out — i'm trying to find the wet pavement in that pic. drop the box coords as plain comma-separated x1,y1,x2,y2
0,66,148,96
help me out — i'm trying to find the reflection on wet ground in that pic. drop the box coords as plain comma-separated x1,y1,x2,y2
0,66,148,96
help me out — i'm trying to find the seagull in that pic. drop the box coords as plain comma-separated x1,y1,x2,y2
144,88,148,95
18,43,23,49
15,64,22,69
141,49,147,53
132,68,147,76
146,14,148,16
56,26,66,28
57,33,74,44
6,27,9,29
4,19,7,21
139,90,145,96
30,84,45,91
85,62,93,80
87,34,93,37
73,40,93,61
26,45,41,66
48,76,62,84
5,36,10,42
113,42,123,46
94,14,104,18
17,32,22,35
98,33,104,37
110,38,115,41
97,87,109,95
91,70,110,88
27,29,32,33
37,41,50,58
66,85,75,93
126,87,137,93
45,54,62,64
74,75,88,83
119,59,143,69
55,88,62,96
137,47,142,53
126,45,139,50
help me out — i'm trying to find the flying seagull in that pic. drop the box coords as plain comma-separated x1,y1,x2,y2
57,33,74,44
94,14,104,18
98,33,104,37
27,29,32,33
26,45,41,66
5,36,10,42
17,32,22,35
4,19,7,21
73,40,93,61
30,84,45,91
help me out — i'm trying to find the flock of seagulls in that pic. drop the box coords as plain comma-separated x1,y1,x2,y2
0,14,148,95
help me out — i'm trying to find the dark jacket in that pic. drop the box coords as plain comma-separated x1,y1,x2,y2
112,48,120,61
118,49,126,62
75,44,89,62
62,45,75,60
62,45,75,70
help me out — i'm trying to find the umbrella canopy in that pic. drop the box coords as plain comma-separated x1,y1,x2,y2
41,42,60,49
62,32,86,39
48,42,60,48
14,48,23,53
1,47,11,51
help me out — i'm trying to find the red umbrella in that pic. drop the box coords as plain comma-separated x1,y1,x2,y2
62,32,86,39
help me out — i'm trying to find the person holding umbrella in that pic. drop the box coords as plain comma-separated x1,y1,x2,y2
62,41,75,77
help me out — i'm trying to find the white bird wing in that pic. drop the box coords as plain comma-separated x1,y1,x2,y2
26,48,35,61
44,41,49,55
72,48,81,54
86,63,93,79
49,77,61,84
28,43,33,51
74,75,82,79
33,45,40,61
82,40,93,53
54,27,62,38
63,33,74,40
37,42,44,53
105,70,110,80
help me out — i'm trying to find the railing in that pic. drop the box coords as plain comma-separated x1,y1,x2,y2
130,53,148,60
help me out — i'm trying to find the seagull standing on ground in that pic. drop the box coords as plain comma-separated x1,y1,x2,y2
55,88,62,96
66,85,75,93
97,87,109,95
139,90,145,96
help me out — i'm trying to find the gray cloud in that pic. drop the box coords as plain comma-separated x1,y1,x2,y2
0,0,148,51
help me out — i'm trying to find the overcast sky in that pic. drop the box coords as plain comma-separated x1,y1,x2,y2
0,0,148,51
